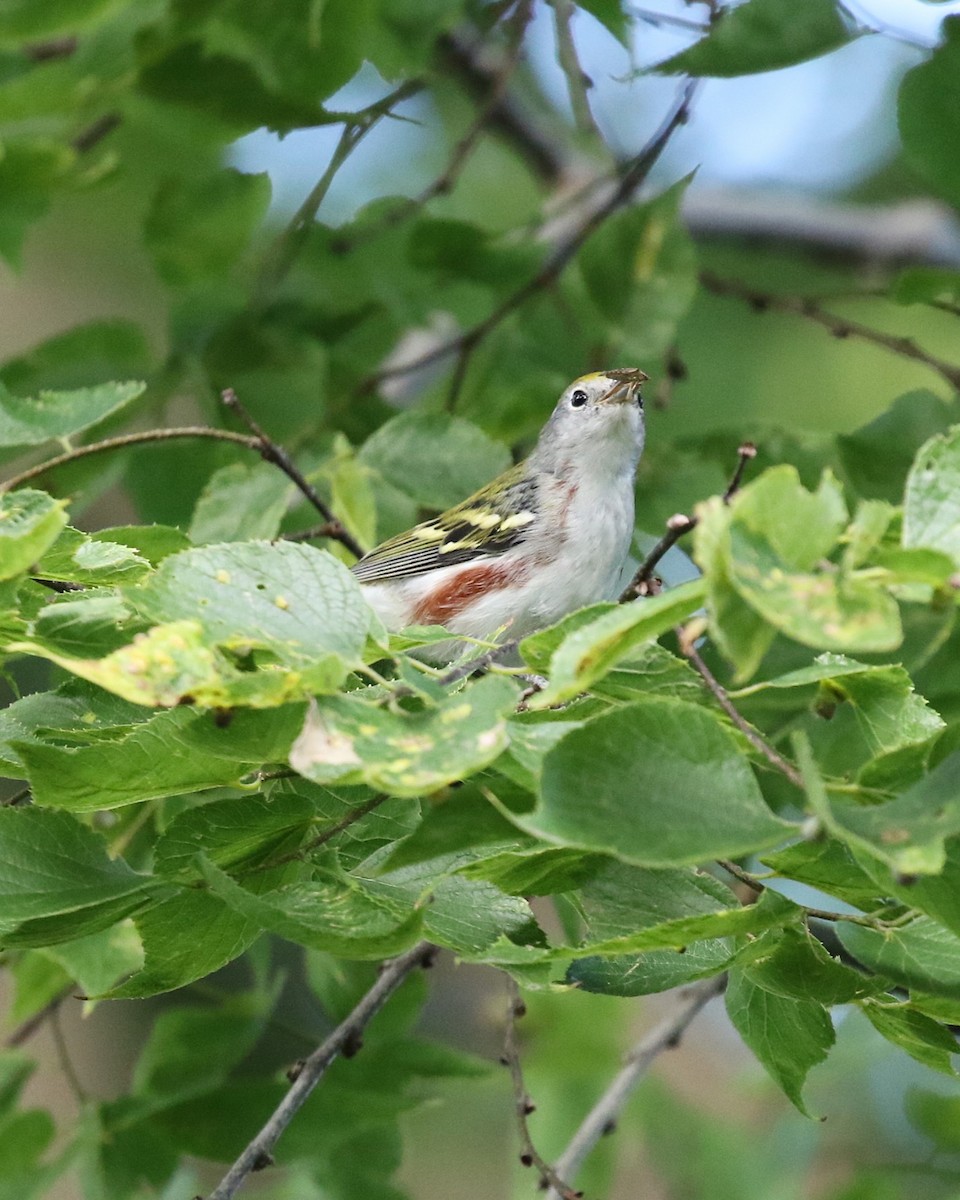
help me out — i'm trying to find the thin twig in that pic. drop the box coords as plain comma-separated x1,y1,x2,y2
220,390,365,559
249,795,388,873
681,639,804,788
50,1004,87,1105
0,427,259,493
545,975,726,1200
700,270,960,393
714,859,884,926
333,0,535,258
551,0,603,141
438,637,522,687
503,979,581,1200
255,80,423,296
72,112,121,154
205,940,437,1200
620,442,755,601
281,522,346,544
4,988,72,1047
360,79,698,397
2,785,32,808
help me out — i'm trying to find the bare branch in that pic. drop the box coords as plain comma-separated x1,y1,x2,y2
683,189,960,268
255,80,423,295
620,442,755,601
551,0,603,141
544,976,726,1199
5,987,72,1048
205,940,437,1200
681,639,804,789
220,389,365,560
0,427,260,493
700,270,960,392
360,80,699,398
502,979,581,1200
72,112,121,154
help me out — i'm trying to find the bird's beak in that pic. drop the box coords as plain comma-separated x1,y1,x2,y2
599,367,649,405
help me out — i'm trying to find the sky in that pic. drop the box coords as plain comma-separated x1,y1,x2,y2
232,0,960,216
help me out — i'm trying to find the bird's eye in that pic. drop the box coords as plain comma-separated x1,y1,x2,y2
570,390,588,408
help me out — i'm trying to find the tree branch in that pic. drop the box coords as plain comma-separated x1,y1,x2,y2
700,270,960,392
0,427,261,493
360,79,698,398
333,0,536,261
683,189,960,268
502,979,581,1200
681,638,804,789
220,390,365,559
204,940,437,1200
255,80,423,296
544,975,726,1200
551,0,603,141
620,442,755,601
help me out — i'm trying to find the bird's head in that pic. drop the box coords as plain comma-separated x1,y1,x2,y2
532,368,649,478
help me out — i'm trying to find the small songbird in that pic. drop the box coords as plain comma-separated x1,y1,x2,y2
353,368,648,658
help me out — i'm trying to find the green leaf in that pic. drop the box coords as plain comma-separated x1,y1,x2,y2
567,860,757,993
903,425,960,566
131,541,375,692
714,469,902,660
906,1087,960,1151
132,993,272,1100
739,925,874,1005
0,139,73,268
693,492,773,679
524,578,706,707
818,751,960,876
0,0,122,41
35,527,151,586
0,489,68,581
42,922,143,1000
0,320,152,397
837,391,960,504
860,1002,958,1076
362,864,541,957
524,697,792,866
202,858,423,958
290,675,519,796
760,838,885,909
15,707,286,810
892,267,960,308
153,792,316,880
359,411,511,512
838,916,960,998
188,462,292,544
145,168,271,285
0,808,156,947
0,380,144,449
579,179,698,361
733,654,944,757
898,17,960,209
105,891,262,999
656,0,852,77
724,967,834,1115
575,0,629,46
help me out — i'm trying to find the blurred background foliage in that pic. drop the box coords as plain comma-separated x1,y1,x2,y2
3,1,960,1198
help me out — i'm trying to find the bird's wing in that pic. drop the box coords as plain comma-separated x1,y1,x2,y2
352,461,538,584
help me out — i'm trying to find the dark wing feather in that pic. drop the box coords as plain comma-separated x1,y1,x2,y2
352,461,538,584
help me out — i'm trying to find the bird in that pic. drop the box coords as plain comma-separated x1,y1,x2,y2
353,368,648,659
